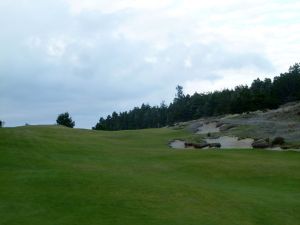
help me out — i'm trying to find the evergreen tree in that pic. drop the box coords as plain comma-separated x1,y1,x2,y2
56,112,75,128
93,63,300,131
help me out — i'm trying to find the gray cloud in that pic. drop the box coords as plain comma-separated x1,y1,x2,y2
1,0,298,128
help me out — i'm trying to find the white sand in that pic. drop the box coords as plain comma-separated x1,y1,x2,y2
197,122,220,134
169,137,292,151
205,136,254,149
169,140,186,149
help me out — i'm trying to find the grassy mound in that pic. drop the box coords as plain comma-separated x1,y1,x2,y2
0,126,299,225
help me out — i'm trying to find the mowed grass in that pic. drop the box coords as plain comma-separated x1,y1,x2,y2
0,126,300,225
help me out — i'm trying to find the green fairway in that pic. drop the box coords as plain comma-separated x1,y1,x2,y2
0,126,299,225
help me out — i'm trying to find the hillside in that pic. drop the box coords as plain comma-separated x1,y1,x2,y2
0,125,300,225
169,101,300,150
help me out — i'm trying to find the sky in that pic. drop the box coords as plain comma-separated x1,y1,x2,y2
1,0,300,128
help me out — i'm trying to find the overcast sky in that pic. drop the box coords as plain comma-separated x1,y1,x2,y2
1,0,300,128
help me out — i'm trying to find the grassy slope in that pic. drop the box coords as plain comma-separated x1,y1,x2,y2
0,126,299,225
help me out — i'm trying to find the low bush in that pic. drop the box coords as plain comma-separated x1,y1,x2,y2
272,137,285,145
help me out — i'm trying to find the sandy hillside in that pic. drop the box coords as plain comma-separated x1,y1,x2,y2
172,101,300,149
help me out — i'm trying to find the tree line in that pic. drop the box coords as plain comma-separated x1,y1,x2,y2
92,63,300,131
1,64,299,129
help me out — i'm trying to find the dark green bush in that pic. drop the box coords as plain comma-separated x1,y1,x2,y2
272,137,285,145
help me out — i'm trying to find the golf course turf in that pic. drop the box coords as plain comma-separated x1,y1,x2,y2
0,125,299,225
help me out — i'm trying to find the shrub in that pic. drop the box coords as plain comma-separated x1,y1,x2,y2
56,112,75,128
272,137,285,145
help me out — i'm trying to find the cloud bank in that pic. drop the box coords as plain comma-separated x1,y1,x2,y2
1,0,299,128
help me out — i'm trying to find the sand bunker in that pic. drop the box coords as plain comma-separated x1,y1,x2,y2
169,137,292,151
197,122,220,134
169,140,188,149
205,136,254,149
169,137,254,149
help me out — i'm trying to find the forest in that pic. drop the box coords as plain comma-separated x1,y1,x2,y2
93,63,300,131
